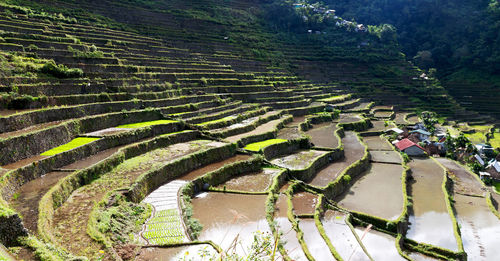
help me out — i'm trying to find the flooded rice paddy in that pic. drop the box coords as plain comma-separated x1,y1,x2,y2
309,131,365,187
322,211,370,260
270,150,328,170
406,158,458,251
363,136,393,151
224,118,285,143
354,226,405,261
215,168,278,192
192,193,269,256
336,163,404,220
292,192,318,215
305,122,339,148
437,158,500,260
277,126,303,140
299,218,335,260
369,150,402,164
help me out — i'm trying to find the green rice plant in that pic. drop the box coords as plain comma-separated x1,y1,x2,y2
116,119,177,128
244,139,287,152
41,137,100,156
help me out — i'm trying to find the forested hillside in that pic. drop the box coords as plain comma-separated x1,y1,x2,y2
324,0,500,118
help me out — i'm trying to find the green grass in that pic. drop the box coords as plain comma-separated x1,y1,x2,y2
41,137,100,156
494,182,500,193
196,116,234,126
116,120,177,128
465,132,487,144
244,139,287,152
490,131,500,149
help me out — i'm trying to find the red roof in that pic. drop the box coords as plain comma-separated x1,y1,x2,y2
396,138,425,151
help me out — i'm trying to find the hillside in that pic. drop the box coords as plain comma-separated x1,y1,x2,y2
0,1,499,261
324,0,500,119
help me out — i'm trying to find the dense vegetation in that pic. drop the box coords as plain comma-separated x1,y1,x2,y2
323,0,500,76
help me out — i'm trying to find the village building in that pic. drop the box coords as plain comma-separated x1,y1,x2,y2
396,138,426,156
410,129,431,141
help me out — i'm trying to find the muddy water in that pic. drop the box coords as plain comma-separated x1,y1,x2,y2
275,217,308,261
337,113,361,124
305,123,338,148
370,121,394,132
273,192,308,260
374,111,393,118
407,116,420,124
354,226,405,261
192,193,269,256
61,146,124,170
363,136,393,151
347,102,371,111
491,192,500,212
215,168,278,192
292,192,318,215
437,159,500,259
369,150,402,164
394,112,409,125
271,150,328,170
179,154,252,181
0,120,65,139
406,158,458,250
10,171,73,233
309,131,364,187
289,115,306,127
225,118,284,143
453,194,500,260
277,127,302,140
337,163,404,220
435,158,485,195
322,211,370,260
299,218,334,260
1,155,48,169
136,244,218,261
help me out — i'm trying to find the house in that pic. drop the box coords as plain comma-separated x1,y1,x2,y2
486,159,500,181
410,129,431,141
413,123,426,130
387,127,404,135
479,171,491,181
396,138,426,156
325,9,336,15
293,3,304,9
474,154,485,166
475,144,494,157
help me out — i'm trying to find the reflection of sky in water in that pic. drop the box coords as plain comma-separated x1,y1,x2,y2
354,228,405,261
198,219,270,257
275,217,308,261
407,211,458,251
322,216,370,261
299,219,334,260
456,197,500,260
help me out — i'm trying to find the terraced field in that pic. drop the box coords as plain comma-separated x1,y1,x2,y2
0,2,500,261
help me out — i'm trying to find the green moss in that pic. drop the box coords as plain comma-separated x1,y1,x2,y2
244,139,287,152
40,137,100,156
116,119,177,128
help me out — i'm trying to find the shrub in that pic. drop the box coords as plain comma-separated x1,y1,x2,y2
40,61,83,78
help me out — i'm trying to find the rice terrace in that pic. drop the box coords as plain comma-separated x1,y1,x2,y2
0,0,500,260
